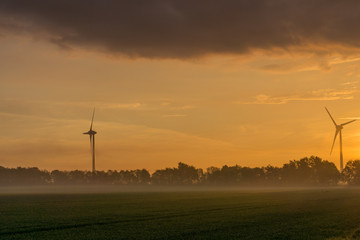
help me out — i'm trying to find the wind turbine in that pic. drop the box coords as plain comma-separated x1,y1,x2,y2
83,108,97,174
325,107,355,172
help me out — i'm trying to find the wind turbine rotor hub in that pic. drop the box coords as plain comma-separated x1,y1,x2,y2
336,125,343,130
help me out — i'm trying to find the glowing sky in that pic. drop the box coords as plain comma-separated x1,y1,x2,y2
1,1,360,171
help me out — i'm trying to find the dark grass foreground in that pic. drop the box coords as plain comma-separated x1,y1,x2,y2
1,188,360,240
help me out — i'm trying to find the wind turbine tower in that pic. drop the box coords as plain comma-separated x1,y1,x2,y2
325,107,355,172
83,108,97,173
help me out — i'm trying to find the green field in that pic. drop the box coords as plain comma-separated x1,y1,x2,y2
1,187,360,239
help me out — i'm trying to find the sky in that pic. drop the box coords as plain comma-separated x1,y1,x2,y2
1,0,360,172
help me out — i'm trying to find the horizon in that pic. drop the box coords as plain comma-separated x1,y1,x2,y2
0,155,353,173
2,1,360,172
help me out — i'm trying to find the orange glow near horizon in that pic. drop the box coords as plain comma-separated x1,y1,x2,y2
1,35,360,172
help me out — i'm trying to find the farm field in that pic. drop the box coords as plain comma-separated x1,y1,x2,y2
1,187,360,240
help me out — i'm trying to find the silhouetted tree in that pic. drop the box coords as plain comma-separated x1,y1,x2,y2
282,156,339,186
240,167,265,185
264,165,282,185
134,169,151,184
69,170,88,184
177,162,200,184
120,170,138,184
0,156,342,186
219,165,241,185
151,168,176,185
205,166,221,184
205,165,266,186
0,167,50,185
343,160,360,185
152,162,201,185
309,156,340,185
51,170,70,184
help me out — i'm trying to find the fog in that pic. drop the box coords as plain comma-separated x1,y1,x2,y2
0,185,347,195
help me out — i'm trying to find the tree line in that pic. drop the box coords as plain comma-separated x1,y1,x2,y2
2,156,360,186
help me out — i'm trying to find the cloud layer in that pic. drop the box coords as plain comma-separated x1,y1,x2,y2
237,82,359,105
1,0,360,58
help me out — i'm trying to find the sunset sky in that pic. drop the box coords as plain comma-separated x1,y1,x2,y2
1,1,360,171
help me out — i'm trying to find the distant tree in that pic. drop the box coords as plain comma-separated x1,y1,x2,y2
0,166,11,185
152,162,201,185
343,160,360,185
205,165,265,186
0,167,50,185
309,157,340,185
151,168,175,185
218,165,241,185
177,162,199,184
205,167,221,184
264,165,282,185
282,158,312,185
134,169,151,184
119,170,137,184
69,170,88,184
51,170,70,184
0,157,342,186
106,170,121,184
240,167,265,185
93,171,112,184
16,167,50,185
282,156,339,186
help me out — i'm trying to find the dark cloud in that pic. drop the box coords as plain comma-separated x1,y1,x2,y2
0,0,360,58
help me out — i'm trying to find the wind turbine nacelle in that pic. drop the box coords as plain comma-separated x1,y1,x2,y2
83,130,97,135
336,125,343,131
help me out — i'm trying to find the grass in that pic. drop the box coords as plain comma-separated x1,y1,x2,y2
1,187,360,239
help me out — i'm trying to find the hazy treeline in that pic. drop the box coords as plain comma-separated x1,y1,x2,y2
2,156,360,186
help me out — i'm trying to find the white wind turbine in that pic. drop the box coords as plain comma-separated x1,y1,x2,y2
325,107,356,172
83,108,97,173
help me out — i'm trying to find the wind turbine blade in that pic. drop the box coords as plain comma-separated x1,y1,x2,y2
90,108,95,130
325,107,337,126
330,129,339,155
341,119,356,126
